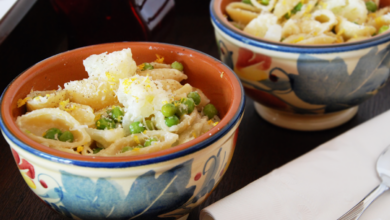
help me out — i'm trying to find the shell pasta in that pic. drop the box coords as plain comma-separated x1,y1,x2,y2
226,0,390,44
16,49,220,156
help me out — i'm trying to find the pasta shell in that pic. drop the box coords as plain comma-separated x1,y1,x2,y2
177,114,212,145
149,62,171,69
25,90,67,112
273,0,302,18
155,109,199,134
250,0,277,12
16,108,91,150
64,77,119,110
96,130,178,156
159,79,183,92
59,102,95,126
226,2,261,25
85,127,125,148
335,16,376,40
137,68,188,82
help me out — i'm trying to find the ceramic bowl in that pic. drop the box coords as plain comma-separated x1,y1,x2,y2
0,42,245,220
210,0,390,131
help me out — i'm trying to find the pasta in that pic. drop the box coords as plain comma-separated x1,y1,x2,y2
226,2,261,26
225,0,390,44
96,131,179,156
16,49,220,156
16,108,92,151
18,89,67,112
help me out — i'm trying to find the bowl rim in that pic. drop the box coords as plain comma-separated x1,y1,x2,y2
0,42,245,168
210,0,390,54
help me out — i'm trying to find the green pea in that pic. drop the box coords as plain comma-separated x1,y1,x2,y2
145,120,154,130
292,2,303,13
110,106,124,123
96,118,116,130
59,131,74,142
260,0,269,6
183,98,195,114
285,2,302,19
43,128,62,140
121,145,143,153
161,103,178,117
121,146,132,153
378,26,389,34
171,61,183,71
203,104,218,119
366,1,377,12
93,147,103,154
129,121,145,134
165,115,180,127
175,102,187,117
144,137,158,147
142,63,154,70
176,98,195,117
187,92,201,105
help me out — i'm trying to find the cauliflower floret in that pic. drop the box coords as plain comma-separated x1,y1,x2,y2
83,48,137,83
117,75,173,133
244,12,282,41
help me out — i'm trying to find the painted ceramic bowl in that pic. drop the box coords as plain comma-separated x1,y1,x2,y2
210,0,390,131
0,42,245,220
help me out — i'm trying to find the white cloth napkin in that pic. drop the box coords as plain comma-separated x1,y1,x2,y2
201,110,390,220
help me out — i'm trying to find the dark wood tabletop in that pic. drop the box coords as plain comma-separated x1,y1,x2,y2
1,0,390,219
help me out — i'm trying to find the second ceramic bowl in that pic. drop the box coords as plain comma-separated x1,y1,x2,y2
210,0,390,131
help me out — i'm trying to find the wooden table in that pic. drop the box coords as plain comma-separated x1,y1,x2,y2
1,0,390,219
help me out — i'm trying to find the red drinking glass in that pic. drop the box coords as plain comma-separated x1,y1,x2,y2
50,0,175,49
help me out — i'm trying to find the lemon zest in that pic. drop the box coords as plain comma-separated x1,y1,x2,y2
337,29,345,36
17,97,31,107
76,146,84,153
59,99,76,111
105,72,116,82
134,135,140,144
138,63,145,70
155,54,164,63
95,114,102,121
292,36,305,43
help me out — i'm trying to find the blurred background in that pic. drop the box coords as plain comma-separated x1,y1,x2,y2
0,0,218,93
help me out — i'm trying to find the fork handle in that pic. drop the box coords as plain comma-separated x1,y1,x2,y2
337,183,389,220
